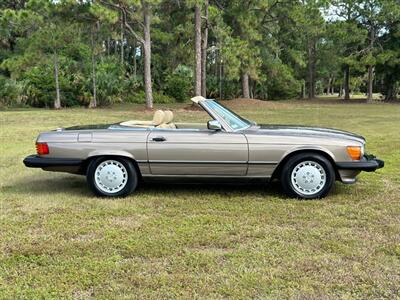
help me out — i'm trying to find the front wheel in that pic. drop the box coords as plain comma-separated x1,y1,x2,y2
280,153,335,199
86,157,138,197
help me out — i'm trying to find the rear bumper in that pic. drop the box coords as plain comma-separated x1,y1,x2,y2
336,155,384,172
23,155,83,168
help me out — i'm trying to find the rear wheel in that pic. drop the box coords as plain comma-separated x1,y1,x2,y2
86,157,138,197
280,153,335,199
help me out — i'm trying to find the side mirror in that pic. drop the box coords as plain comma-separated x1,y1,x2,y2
207,120,222,131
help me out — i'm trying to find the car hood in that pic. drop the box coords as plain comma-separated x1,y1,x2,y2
252,124,365,143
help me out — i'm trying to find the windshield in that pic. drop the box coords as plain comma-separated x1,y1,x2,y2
204,100,251,131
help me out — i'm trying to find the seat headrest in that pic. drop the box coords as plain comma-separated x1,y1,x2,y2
152,110,165,126
163,110,174,124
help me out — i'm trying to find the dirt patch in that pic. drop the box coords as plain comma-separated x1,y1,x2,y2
183,103,204,111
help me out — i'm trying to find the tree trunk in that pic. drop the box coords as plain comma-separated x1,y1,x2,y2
201,0,208,97
54,53,61,109
142,0,153,109
249,78,253,99
194,4,202,96
241,72,250,98
89,28,97,108
327,77,331,95
331,77,335,94
367,28,375,103
250,79,256,99
344,65,350,100
107,37,110,56
133,38,137,79
384,74,397,101
307,39,316,99
120,12,124,64
367,65,374,102
219,59,223,100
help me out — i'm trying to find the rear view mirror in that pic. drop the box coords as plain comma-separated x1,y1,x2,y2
207,120,222,131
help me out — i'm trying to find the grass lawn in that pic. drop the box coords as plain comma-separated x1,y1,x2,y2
1,99,399,298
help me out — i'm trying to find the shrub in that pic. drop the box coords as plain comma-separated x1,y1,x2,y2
127,91,175,104
21,65,58,107
94,57,126,106
20,61,87,107
0,75,28,107
154,92,175,104
163,65,192,102
265,62,301,100
125,91,145,104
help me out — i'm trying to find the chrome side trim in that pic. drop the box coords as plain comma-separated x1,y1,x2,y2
149,160,247,164
146,160,278,165
248,161,278,165
142,174,271,179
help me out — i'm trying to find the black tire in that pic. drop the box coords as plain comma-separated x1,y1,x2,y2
280,153,335,199
86,156,138,197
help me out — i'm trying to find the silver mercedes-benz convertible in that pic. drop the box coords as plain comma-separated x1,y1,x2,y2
24,96,384,199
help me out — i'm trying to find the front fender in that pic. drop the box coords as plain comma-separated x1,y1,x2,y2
281,145,336,163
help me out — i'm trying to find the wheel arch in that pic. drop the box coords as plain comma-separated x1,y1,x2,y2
271,148,339,180
80,154,142,180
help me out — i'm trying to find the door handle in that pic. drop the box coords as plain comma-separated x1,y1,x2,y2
152,136,166,142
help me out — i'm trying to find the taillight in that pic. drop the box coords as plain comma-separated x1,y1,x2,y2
36,142,49,155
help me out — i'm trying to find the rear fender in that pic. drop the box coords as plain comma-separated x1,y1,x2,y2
85,150,147,178
87,150,135,160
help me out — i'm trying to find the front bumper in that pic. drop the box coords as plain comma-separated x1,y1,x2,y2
336,154,384,172
23,155,83,168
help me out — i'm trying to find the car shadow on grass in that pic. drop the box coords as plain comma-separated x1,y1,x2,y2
6,174,287,200
3,174,93,197
137,180,284,199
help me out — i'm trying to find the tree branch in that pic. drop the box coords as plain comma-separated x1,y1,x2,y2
98,0,144,44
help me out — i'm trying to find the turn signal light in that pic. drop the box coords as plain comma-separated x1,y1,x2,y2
347,146,362,160
36,142,49,155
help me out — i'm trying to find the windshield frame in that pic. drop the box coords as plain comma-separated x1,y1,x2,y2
200,100,252,132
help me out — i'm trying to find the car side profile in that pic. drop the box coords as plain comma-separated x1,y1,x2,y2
24,96,384,199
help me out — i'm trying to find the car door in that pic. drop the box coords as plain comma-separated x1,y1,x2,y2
147,129,248,176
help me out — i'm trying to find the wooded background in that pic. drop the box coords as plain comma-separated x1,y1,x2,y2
1,0,399,109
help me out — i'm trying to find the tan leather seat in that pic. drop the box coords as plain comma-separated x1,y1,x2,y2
157,110,176,129
120,110,165,127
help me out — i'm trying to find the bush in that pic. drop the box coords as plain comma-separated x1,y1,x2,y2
20,65,57,107
154,92,175,104
127,91,175,104
163,65,192,102
94,57,127,106
0,75,28,107
265,62,301,99
20,61,87,107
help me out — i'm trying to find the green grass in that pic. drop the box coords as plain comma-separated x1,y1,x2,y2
1,100,399,299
